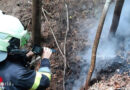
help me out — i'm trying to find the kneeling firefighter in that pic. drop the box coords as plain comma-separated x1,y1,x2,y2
0,11,52,90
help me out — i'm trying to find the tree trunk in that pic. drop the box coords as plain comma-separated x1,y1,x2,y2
84,0,111,90
32,0,42,45
109,0,124,37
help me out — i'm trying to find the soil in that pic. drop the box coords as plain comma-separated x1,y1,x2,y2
0,0,129,90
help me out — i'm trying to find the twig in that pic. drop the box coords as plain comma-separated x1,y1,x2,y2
42,8,67,90
63,57,67,90
21,17,31,22
42,8,65,59
28,1,53,18
63,2,69,90
27,19,31,29
64,4,69,56
43,8,53,18
84,0,112,90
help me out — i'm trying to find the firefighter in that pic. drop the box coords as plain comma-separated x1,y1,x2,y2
0,11,52,90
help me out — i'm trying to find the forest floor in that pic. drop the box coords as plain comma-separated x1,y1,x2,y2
0,0,129,90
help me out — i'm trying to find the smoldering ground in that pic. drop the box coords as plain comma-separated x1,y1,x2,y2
72,0,130,90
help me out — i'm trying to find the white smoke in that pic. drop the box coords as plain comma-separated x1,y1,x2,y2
73,0,130,89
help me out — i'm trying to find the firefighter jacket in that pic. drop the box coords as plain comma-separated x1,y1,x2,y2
0,53,51,90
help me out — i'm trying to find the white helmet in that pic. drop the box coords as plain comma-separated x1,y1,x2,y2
0,10,30,62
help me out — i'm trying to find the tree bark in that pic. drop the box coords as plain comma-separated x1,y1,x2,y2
32,0,42,45
84,0,111,90
109,0,124,37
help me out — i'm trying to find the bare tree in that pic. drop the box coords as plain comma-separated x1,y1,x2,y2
32,0,42,45
109,0,125,37
84,0,111,89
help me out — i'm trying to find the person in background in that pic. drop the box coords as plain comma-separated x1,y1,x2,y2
0,10,52,90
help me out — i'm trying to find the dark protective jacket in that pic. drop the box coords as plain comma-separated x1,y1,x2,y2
0,53,51,90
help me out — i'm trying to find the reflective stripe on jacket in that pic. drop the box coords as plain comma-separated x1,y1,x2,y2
0,55,51,90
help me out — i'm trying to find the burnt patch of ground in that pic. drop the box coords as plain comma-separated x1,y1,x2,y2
89,73,130,90
0,0,130,90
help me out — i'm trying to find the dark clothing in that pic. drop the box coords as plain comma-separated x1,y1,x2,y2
0,54,51,90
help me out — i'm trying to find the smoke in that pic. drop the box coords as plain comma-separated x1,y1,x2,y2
73,0,130,90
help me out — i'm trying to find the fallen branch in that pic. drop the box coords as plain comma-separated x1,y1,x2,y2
84,0,112,89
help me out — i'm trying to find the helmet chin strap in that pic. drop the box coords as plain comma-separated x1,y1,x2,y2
9,49,28,55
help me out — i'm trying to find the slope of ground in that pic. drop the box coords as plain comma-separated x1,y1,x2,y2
0,0,129,90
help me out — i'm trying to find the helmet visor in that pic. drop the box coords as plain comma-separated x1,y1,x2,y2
0,51,7,62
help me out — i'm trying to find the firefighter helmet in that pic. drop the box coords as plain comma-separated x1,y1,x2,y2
0,10,29,62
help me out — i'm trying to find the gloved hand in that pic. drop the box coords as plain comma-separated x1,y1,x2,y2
32,45,43,55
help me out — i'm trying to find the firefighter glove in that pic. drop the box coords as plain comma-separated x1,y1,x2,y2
32,45,43,55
